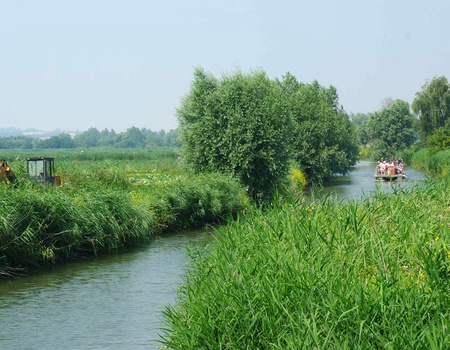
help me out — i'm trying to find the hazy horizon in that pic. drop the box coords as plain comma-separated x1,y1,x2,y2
1,0,449,132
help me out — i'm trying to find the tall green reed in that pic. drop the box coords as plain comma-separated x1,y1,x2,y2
0,183,156,271
162,177,450,349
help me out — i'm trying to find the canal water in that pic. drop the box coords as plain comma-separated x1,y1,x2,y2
0,230,215,350
311,160,426,201
0,161,426,350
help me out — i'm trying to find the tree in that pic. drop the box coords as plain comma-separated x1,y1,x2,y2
350,113,369,145
74,127,101,147
117,127,146,148
178,67,292,202
165,129,180,147
0,136,33,149
280,76,359,183
38,133,75,149
425,124,450,152
412,76,450,138
366,99,416,160
99,128,118,146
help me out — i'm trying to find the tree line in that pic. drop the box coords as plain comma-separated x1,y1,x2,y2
178,69,450,202
353,76,450,160
0,127,180,150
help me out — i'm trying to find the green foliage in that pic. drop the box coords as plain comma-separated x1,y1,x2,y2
411,147,450,176
350,112,370,145
358,145,370,160
410,147,429,171
178,68,292,202
0,185,156,268
0,127,179,150
74,127,101,147
150,172,248,230
0,149,248,275
162,179,450,349
412,76,450,139
178,68,359,199
116,126,147,148
425,124,450,152
282,76,359,183
37,133,76,149
0,136,33,149
366,99,416,160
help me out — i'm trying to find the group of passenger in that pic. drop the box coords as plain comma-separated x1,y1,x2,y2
376,156,404,176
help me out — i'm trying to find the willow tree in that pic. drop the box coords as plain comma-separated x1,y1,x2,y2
279,74,358,183
412,76,450,139
177,67,292,202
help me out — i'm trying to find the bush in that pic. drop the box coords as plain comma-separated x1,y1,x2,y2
150,172,248,230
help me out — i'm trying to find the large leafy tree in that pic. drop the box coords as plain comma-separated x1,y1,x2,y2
366,99,416,160
177,68,292,202
280,74,358,183
412,76,450,138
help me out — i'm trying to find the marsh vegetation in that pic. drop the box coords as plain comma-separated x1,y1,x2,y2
0,149,247,276
162,176,450,349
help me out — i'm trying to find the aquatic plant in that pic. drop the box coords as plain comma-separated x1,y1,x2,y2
162,177,450,349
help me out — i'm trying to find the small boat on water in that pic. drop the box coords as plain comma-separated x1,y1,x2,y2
374,161,406,181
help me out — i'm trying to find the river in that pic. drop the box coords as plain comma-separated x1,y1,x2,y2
0,161,426,350
311,160,426,200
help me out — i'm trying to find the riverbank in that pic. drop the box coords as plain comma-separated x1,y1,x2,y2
162,175,450,348
0,150,247,276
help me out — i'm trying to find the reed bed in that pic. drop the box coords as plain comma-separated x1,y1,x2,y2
410,148,450,176
0,149,247,276
162,177,450,349
0,184,155,270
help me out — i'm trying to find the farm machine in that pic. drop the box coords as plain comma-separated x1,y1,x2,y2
0,157,61,185
0,160,16,184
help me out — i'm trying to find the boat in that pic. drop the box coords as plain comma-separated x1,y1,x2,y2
374,162,406,181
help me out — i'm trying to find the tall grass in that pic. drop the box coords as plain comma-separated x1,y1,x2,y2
162,177,450,349
0,149,248,276
0,184,156,269
410,148,450,176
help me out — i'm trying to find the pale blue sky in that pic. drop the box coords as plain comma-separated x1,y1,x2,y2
1,0,449,132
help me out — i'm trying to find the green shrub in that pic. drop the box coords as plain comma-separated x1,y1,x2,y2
150,172,248,230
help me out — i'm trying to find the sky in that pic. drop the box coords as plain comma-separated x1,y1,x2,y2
1,0,449,133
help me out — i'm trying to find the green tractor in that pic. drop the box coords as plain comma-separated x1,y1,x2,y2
1,156,61,186
26,157,61,185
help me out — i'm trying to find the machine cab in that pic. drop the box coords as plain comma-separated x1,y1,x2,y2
27,157,61,185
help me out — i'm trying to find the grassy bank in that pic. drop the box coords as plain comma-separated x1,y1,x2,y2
410,147,450,176
0,149,247,276
162,176,450,349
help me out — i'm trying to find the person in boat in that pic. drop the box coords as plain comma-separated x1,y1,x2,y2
390,155,396,164
397,158,404,175
378,159,386,175
387,159,395,175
